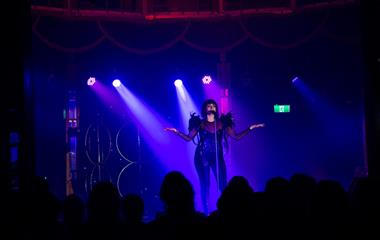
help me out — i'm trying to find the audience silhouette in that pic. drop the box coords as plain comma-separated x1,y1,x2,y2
147,171,207,239
1,170,379,240
121,193,145,225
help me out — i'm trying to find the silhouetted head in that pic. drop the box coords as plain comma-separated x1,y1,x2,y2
63,194,85,224
310,179,349,221
159,171,195,213
201,99,219,119
265,176,290,193
349,177,380,219
122,194,144,224
217,176,254,215
289,173,317,195
87,181,120,224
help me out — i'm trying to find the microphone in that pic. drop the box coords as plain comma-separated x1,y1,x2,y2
207,110,216,115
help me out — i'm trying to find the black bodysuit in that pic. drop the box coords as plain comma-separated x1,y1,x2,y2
194,120,227,214
175,113,251,214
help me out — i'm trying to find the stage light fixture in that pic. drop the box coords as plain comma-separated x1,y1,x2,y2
174,79,183,87
113,79,121,88
87,77,96,86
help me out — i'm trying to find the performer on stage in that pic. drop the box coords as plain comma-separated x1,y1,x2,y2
165,99,264,214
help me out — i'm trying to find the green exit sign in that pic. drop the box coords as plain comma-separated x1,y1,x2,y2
274,104,290,113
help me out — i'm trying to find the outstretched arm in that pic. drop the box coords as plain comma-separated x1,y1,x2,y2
227,123,265,140
164,127,198,142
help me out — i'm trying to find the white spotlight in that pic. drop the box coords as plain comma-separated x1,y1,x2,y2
174,79,183,87
87,77,96,86
113,79,121,88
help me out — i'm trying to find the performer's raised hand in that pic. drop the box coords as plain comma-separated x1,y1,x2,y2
164,127,178,133
249,123,265,130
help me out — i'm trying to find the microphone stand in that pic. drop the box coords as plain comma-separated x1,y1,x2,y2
213,115,220,193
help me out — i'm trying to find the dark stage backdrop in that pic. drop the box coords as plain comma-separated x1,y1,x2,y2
30,5,366,216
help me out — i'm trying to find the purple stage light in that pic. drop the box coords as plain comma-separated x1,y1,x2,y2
87,77,96,86
202,75,212,84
